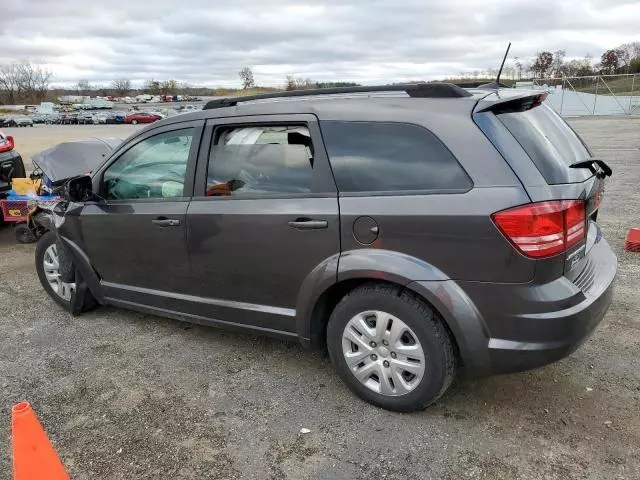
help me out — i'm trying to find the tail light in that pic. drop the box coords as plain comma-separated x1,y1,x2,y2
0,135,15,153
492,200,586,259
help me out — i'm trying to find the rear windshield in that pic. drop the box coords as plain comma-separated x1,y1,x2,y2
498,104,592,184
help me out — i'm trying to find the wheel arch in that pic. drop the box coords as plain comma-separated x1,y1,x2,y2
296,249,490,373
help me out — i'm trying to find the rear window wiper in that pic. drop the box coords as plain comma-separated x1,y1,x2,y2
569,159,612,179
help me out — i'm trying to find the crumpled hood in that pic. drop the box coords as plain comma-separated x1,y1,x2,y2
32,137,122,184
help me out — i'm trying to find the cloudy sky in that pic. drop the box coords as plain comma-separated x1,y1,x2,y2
1,0,638,88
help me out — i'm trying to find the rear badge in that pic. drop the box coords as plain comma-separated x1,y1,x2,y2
567,245,586,271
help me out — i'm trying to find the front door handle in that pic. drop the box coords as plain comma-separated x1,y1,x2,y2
288,218,328,230
152,218,180,227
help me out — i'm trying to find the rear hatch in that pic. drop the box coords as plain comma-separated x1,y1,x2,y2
477,94,610,287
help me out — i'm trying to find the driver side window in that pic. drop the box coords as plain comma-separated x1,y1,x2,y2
104,128,194,200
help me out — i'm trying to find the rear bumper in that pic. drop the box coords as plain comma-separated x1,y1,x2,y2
467,232,616,375
410,231,617,376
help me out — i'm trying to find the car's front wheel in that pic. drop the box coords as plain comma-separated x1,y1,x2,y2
327,284,456,412
35,231,74,309
131,119,138,125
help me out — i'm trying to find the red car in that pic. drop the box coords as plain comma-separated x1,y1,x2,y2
124,112,159,125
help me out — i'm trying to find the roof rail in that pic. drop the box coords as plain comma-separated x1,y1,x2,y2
203,83,472,110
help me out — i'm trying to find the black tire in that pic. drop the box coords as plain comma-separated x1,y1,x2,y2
35,231,71,310
14,223,37,244
327,284,456,412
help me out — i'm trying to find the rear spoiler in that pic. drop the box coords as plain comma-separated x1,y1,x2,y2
474,92,548,115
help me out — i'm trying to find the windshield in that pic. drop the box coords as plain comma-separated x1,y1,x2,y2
498,104,592,184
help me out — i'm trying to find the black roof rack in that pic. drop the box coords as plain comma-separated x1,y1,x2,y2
452,81,510,89
203,83,471,110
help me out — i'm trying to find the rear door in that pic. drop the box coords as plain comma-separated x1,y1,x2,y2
184,114,340,333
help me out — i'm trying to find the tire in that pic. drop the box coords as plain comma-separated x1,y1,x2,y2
131,119,138,125
14,223,37,244
327,284,456,412
35,231,72,310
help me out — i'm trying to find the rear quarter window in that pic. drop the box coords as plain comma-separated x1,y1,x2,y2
320,121,472,193
497,104,592,184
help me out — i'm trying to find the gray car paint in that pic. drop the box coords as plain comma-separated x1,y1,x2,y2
51,91,617,377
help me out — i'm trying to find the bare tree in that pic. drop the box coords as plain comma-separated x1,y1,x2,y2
111,79,131,97
239,66,255,89
285,75,296,91
284,76,317,90
615,43,640,73
551,50,566,77
0,61,52,104
145,79,161,95
161,79,178,95
0,63,22,104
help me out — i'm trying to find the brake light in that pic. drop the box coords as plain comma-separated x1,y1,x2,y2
492,200,586,258
0,135,14,153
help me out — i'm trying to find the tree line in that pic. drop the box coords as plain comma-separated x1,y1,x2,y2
2,42,639,105
456,42,640,81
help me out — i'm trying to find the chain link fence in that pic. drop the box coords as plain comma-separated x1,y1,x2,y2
524,74,639,117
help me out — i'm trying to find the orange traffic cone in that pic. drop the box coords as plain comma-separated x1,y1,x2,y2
11,402,70,480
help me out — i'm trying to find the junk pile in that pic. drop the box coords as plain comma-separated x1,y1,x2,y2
0,176,59,244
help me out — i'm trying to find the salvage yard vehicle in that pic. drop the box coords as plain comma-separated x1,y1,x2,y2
125,112,159,125
4,115,34,127
36,84,617,412
0,131,26,199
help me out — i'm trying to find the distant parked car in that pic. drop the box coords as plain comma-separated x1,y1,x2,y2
94,113,108,124
5,115,34,127
77,112,97,125
32,114,48,124
59,113,79,125
125,112,159,125
113,112,126,124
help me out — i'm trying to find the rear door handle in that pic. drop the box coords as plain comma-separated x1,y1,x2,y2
152,218,180,227
288,218,328,230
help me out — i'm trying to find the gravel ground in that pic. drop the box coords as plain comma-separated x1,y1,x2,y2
1,118,639,479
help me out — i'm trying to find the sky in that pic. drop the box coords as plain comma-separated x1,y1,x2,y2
1,0,639,88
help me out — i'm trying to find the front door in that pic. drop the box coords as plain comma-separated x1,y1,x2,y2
185,115,340,333
79,123,202,307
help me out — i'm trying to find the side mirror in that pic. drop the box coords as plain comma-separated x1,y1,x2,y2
64,175,94,203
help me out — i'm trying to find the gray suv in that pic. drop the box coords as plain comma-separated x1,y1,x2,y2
36,84,617,412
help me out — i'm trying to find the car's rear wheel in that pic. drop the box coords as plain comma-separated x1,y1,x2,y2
131,119,138,125
35,231,74,309
327,284,456,412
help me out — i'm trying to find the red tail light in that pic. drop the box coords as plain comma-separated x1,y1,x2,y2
0,135,14,153
492,200,586,258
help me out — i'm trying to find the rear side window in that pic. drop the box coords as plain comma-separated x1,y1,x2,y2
497,104,592,184
206,125,313,196
320,121,472,193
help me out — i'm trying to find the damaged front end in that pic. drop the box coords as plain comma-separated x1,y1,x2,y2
34,138,121,315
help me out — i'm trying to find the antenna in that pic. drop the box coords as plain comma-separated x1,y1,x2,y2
479,42,512,89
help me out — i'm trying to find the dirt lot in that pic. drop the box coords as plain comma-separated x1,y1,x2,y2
1,118,639,479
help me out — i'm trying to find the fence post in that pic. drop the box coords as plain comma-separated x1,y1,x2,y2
592,76,599,115
629,74,636,116
560,77,566,115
